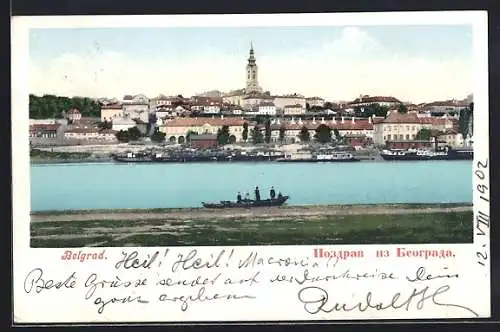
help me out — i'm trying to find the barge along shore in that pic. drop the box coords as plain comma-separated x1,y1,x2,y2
30,203,472,223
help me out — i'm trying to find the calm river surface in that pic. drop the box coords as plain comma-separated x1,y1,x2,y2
30,160,472,212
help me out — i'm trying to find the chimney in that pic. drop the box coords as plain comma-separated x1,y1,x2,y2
368,117,372,124
321,117,325,124
277,119,280,125
298,118,303,124
331,118,337,124
312,117,316,124
351,117,355,124
341,117,345,124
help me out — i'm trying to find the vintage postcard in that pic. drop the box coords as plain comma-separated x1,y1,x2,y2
12,11,490,323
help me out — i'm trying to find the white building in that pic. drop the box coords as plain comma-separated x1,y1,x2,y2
273,94,306,110
256,102,277,116
112,117,137,131
100,103,123,122
306,97,325,107
283,104,305,115
122,94,150,122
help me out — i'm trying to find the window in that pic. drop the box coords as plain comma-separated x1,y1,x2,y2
405,134,410,140
406,126,410,130
399,135,404,140
387,134,391,140
388,126,392,132
383,136,386,140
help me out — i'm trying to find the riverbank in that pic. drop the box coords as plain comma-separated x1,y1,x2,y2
30,207,473,247
31,203,472,221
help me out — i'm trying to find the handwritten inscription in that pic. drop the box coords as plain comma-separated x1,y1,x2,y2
21,248,482,318
24,268,77,294
474,159,490,268
297,285,478,317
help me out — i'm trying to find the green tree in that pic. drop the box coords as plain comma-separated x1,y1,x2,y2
216,125,231,145
127,126,142,141
99,120,112,130
29,94,101,119
264,120,272,143
299,126,310,142
186,130,198,142
398,104,408,113
314,124,332,143
150,128,166,143
279,125,286,143
242,122,249,142
416,128,431,140
250,126,264,144
333,128,341,141
115,130,130,142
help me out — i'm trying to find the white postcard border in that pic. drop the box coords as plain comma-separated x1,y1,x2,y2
12,11,490,323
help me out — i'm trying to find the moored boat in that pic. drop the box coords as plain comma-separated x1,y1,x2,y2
380,147,473,161
277,150,360,162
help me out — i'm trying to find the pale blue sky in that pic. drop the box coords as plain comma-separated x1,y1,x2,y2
29,25,474,102
30,25,472,62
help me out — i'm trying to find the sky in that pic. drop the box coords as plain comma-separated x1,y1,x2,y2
29,25,473,103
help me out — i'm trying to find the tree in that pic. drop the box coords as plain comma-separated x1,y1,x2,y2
250,126,264,144
242,122,249,142
314,124,332,143
29,94,101,119
99,120,112,130
333,128,341,141
115,130,130,142
416,128,431,140
216,125,231,145
279,125,286,143
398,104,408,113
127,126,142,141
150,128,166,143
186,130,198,142
264,120,272,143
299,126,310,142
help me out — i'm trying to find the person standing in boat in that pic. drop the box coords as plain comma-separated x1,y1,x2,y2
277,192,283,199
270,186,276,200
255,186,261,201
237,192,242,203
244,192,250,201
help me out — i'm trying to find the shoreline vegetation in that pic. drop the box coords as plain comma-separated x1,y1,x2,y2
30,203,473,247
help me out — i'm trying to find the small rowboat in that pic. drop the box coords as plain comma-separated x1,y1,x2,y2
202,195,290,208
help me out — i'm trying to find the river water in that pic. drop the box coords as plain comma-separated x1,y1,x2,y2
30,160,473,212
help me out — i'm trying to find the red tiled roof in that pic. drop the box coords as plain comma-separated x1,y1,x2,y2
382,112,420,124
163,117,246,127
424,100,469,108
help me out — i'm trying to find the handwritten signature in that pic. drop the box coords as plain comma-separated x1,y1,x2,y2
297,285,478,317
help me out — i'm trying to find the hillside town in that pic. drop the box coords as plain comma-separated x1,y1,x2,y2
29,44,474,159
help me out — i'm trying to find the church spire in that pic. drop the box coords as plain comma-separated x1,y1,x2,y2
248,42,256,64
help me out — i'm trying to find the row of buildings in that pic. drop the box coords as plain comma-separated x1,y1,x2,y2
158,110,471,148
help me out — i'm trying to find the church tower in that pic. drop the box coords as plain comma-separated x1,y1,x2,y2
245,42,261,93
